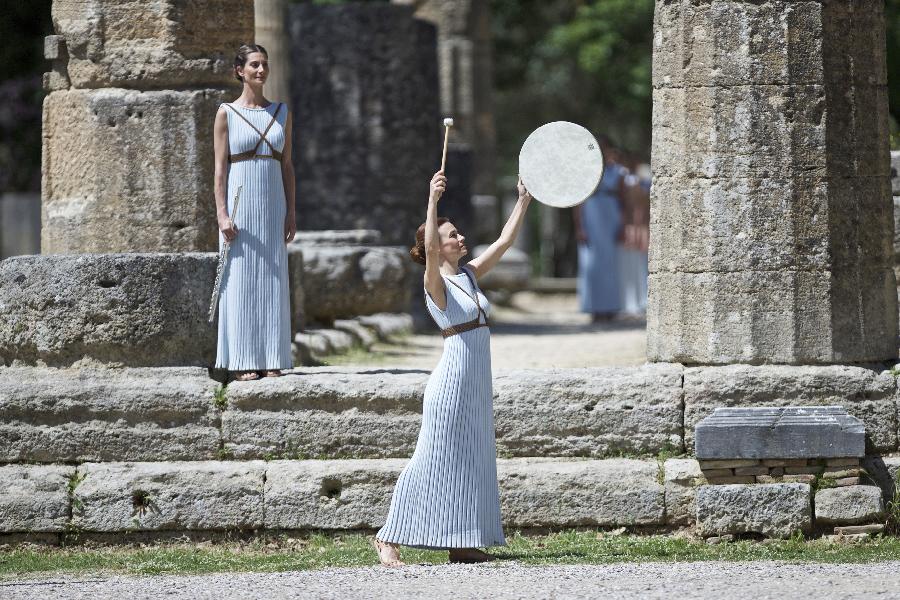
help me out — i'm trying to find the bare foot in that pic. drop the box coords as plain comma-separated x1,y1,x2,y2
448,548,496,563
373,538,405,567
232,371,260,381
263,370,283,377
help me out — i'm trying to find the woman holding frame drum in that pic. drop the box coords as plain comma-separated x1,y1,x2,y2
373,170,532,566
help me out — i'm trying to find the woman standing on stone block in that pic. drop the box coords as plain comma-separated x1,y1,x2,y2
373,170,532,566
212,44,295,381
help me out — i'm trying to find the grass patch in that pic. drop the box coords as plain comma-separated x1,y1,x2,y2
4,531,900,580
213,385,227,411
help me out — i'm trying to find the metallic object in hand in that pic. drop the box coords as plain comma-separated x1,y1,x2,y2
208,185,242,323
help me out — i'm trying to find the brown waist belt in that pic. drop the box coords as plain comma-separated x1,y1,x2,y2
441,319,489,338
229,149,283,163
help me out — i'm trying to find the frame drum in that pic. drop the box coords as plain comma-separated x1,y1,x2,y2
518,121,604,208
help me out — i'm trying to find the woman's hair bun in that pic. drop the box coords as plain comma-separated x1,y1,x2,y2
409,244,427,265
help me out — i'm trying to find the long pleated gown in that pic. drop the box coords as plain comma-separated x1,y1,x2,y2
377,267,506,549
215,102,293,371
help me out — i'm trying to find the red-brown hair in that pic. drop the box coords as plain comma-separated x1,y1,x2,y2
410,218,450,265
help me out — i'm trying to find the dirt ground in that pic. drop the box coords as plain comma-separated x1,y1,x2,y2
334,292,646,369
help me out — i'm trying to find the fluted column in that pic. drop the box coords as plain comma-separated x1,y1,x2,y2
648,0,897,364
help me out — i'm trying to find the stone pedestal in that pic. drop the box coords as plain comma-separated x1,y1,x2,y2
0,254,217,367
42,89,226,253
288,4,440,245
648,0,897,364
41,0,253,253
289,231,414,324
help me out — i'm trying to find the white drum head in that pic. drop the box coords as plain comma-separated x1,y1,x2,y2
518,121,604,208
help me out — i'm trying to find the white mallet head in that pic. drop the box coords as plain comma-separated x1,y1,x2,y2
443,117,454,127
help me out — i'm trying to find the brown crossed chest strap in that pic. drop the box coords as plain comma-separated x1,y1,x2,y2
224,102,284,163
439,268,490,339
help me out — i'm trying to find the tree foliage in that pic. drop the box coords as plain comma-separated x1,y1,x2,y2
492,0,655,179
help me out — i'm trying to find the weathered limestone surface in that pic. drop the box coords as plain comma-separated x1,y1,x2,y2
497,458,665,528
648,0,897,364
42,89,225,253
0,367,220,462
288,4,440,244
696,483,812,538
290,240,414,322
265,458,665,530
51,0,253,89
694,407,865,460
221,365,684,459
492,365,684,457
683,365,897,452
265,459,405,530
222,369,426,459
0,254,217,367
0,465,74,532
653,0,887,89
74,462,266,532
664,458,704,526
815,486,885,525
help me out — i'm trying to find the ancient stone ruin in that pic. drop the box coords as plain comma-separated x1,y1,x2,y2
41,0,253,253
648,0,897,364
288,3,440,245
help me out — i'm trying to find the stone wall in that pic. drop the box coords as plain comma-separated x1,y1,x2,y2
41,0,253,253
288,4,440,245
2,362,900,537
648,0,897,364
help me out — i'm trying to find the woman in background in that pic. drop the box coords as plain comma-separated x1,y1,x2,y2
574,135,625,323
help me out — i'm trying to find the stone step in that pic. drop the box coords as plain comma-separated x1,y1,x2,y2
3,362,900,463
0,458,666,534
0,364,683,463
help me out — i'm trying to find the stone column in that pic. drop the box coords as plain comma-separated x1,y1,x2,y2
648,0,897,364
288,4,440,246
393,0,497,197
255,0,292,108
41,0,253,254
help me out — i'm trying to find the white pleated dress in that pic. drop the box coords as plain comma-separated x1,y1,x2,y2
214,102,293,371
377,266,506,549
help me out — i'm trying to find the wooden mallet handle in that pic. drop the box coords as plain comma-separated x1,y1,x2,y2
441,117,454,171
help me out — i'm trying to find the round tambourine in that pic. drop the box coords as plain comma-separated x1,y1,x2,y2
518,121,604,208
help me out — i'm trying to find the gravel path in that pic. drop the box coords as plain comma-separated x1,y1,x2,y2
357,292,647,369
4,561,899,599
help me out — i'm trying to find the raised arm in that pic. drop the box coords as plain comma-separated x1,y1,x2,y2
213,107,236,242
467,178,532,279
423,170,448,309
281,108,297,243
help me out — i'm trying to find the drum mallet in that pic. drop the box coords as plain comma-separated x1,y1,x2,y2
441,117,454,172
